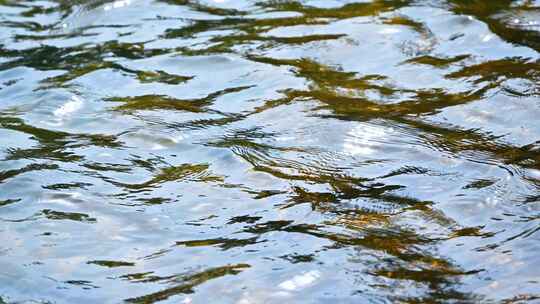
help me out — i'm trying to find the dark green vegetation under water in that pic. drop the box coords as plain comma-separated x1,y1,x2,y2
0,0,539,303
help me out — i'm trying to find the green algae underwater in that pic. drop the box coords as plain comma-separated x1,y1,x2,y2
0,0,539,303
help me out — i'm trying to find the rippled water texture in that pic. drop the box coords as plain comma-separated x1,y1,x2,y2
0,0,540,303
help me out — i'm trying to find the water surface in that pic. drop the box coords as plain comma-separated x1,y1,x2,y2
0,0,540,303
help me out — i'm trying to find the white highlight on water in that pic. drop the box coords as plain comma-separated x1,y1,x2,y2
54,95,84,117
278,270,321,291
482,34,494,42
344,124,392,156
104,0,132,11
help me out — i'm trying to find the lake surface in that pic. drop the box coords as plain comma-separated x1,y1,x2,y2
0,0,539,303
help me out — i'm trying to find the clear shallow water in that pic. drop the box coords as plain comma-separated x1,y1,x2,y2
0,0,539,303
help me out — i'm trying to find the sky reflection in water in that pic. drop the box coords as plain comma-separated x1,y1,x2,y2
0,0,539,303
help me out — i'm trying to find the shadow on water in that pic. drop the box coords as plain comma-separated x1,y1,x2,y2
0,0,539,303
